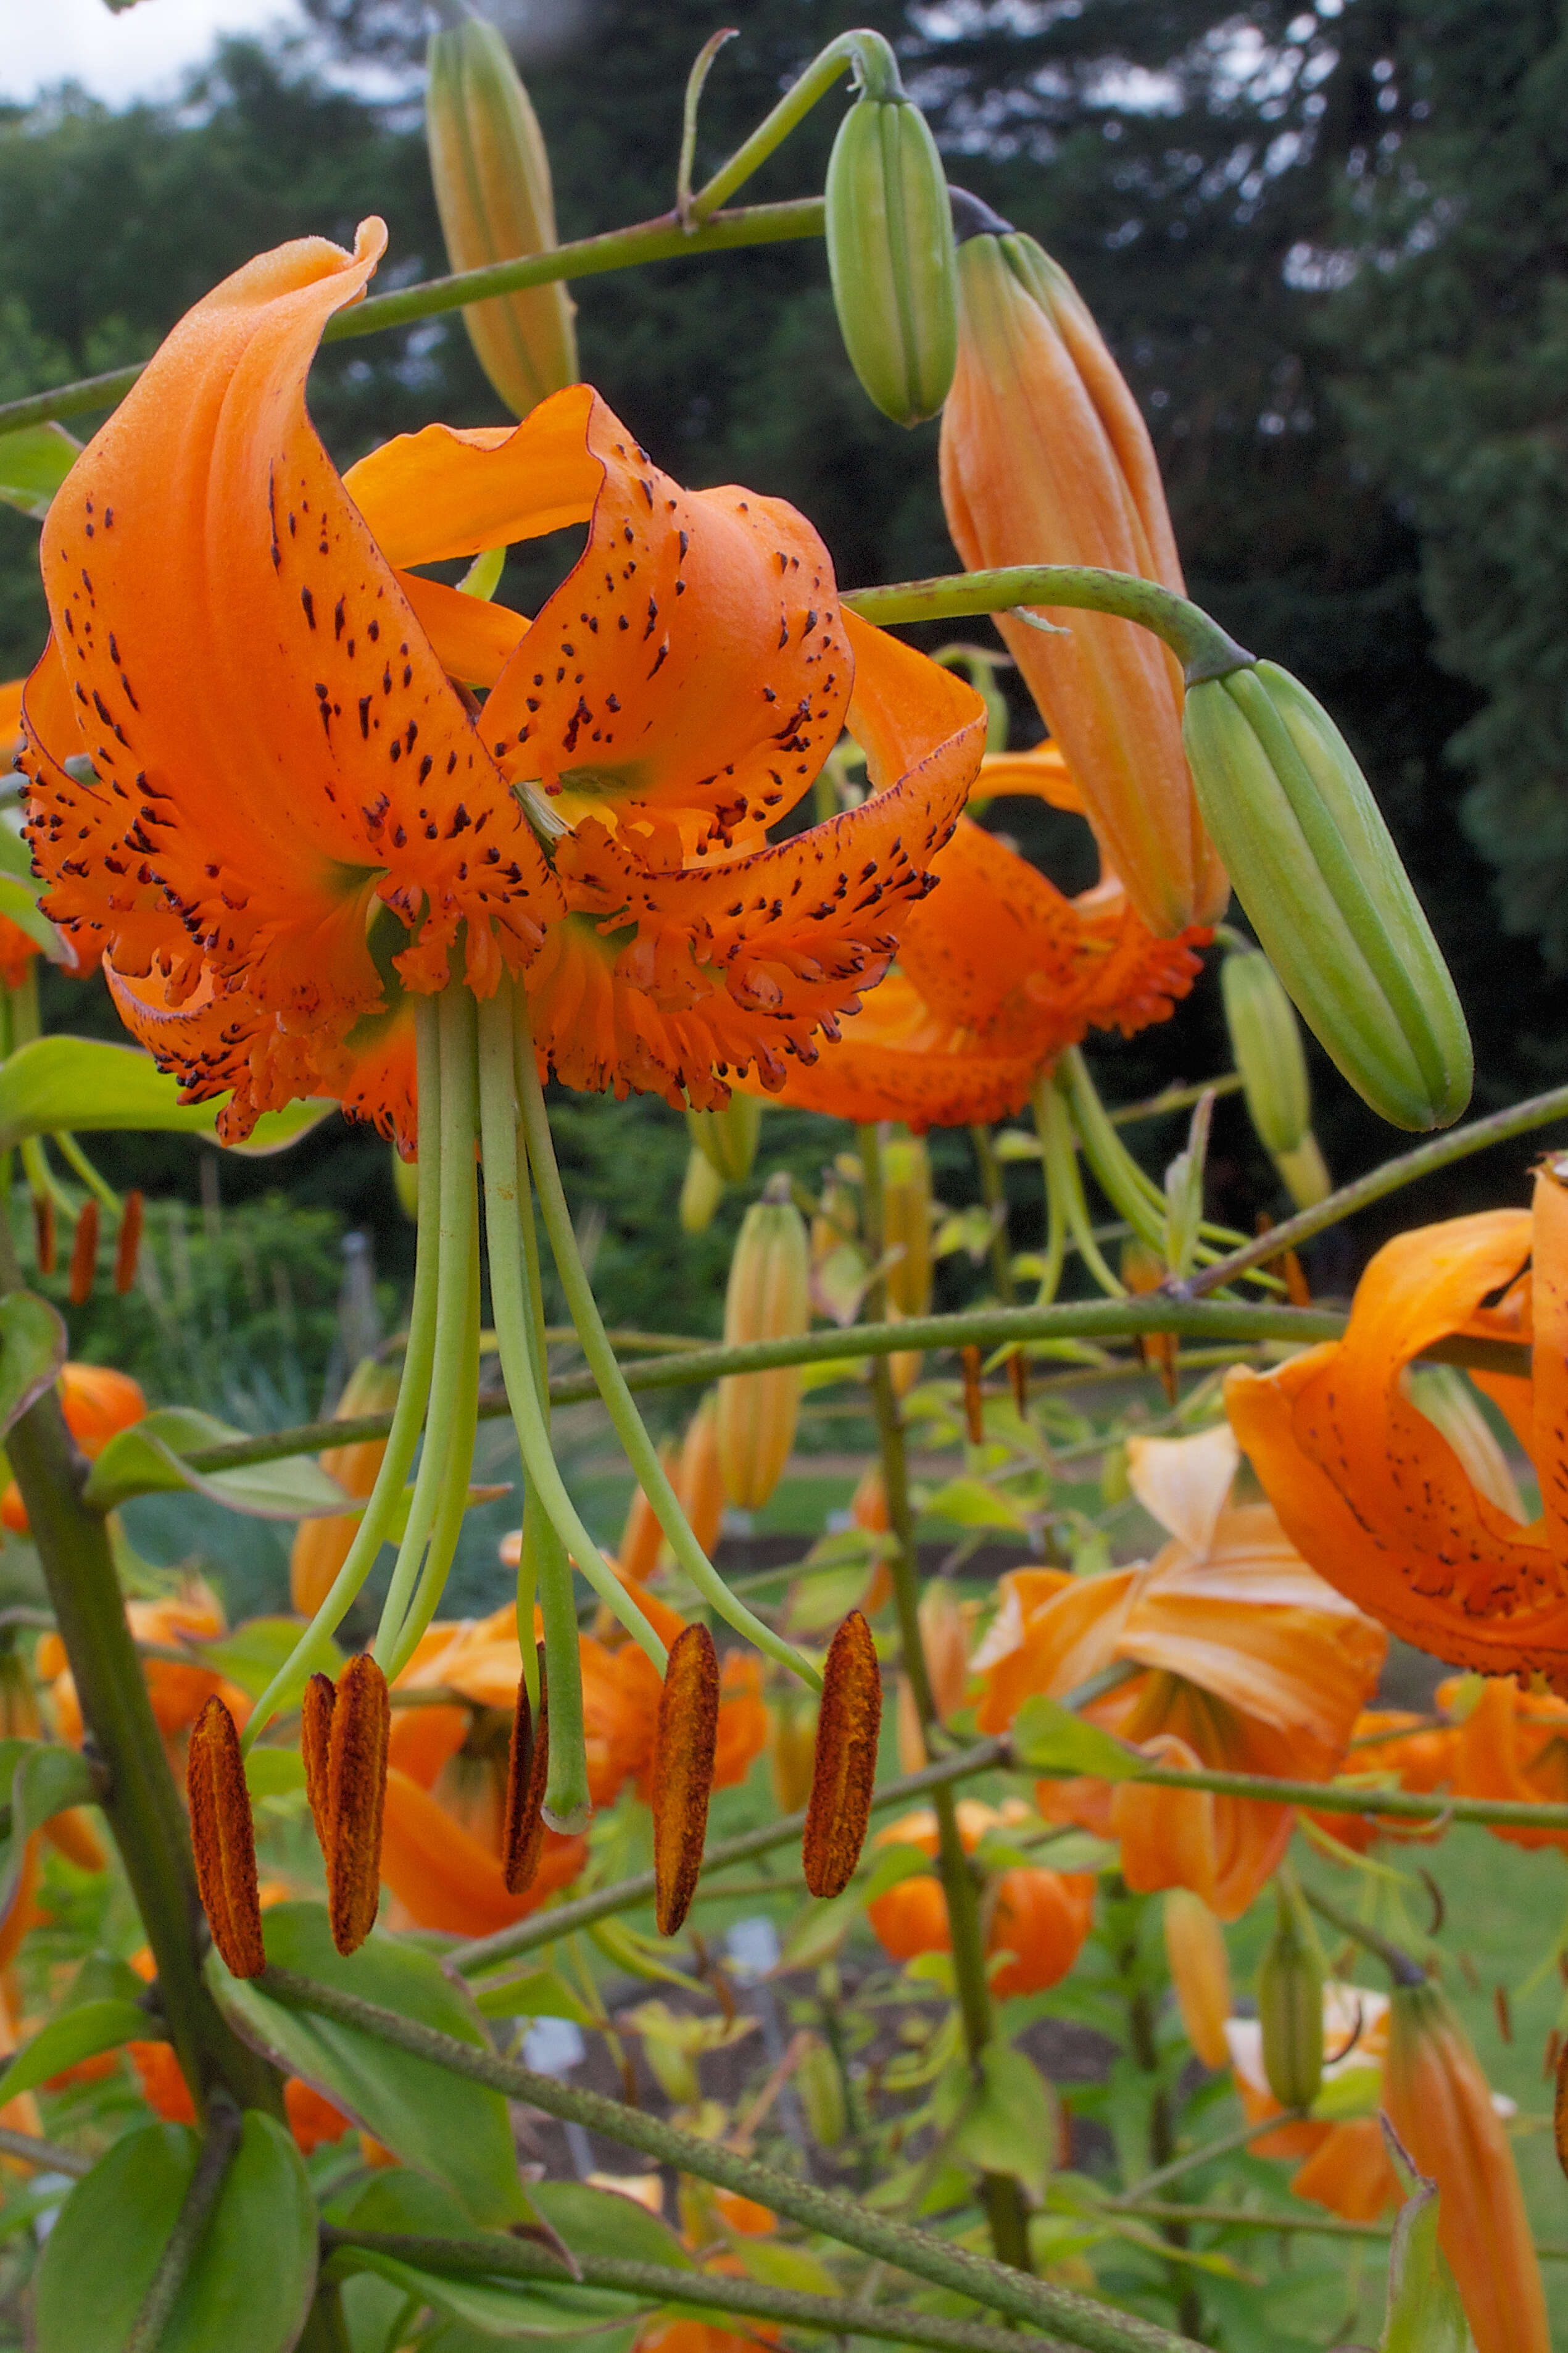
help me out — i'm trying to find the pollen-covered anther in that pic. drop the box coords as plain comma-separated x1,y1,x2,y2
652,1622,720,1935
961,1345,984,1446
301,1652,390,1954
502,1644,550,1896
802,1610,882,1899
67,1199,99,1307
187,1694,266,1978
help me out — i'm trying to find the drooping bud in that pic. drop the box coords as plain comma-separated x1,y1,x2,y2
652,1623,719,1936
679,1143,725,1235
502,1647,549,1896
687,1096,762,1186
290,1357,402,1617
1184,660,1472,1131
824,62,957,427
425,17,577,418
1256,1875,1324,2112
716,1181,810,1511
187,1695,265,1979
66,1199,97,1307
1162,1888,1232,2070
796,2034,847,2148
1221,945,1334,1209
1387,1978,1550,2353
113,1188,144,1294
301,1654,390,1955
803,1612,882,1898
940,204,1227,936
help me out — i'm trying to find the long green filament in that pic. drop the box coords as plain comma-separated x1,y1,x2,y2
513,1143,549,1715
510,983,819,1691
1034,1076,1125,1299
243,997,444,1750
380,1231,481,1681
375,986,480,1667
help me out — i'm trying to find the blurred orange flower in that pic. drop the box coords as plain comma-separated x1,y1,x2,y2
865,1801,1094,1995
1225,1980,1403,2223
1441,1673,1568,1853
41,1576,249,1746
2,1362,146,1536
1308,1707,1455,1854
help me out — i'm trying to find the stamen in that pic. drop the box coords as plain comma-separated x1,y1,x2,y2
323,1653,389,1955
301,1670,336,1853
502,1644,550,1895
652,1623,719,1935
67,1199,98,1306
803,1610,882,1898
1007,1347,1028,1413
186,1695,265,1978
114,1188,144,1293
960,1345,984,1444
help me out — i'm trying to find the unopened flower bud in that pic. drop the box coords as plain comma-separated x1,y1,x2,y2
687,1095,762,1186
679,1143,724,1235
188,1694,265,1979
1257,1877,1324,2111
1184,661,1471,1131
716,1182,810,1510
652,1623,719,1936
803,1612,882,1898
676,1394,724,1562
824,71,957,427
1221,946,1310,1157
797,2036,847,2148
290,1357,402,1618
1163,1888,1231,2070
425,17,577,419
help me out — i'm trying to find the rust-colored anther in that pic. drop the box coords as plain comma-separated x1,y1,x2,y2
502,1644,550,1896
1255,1211,1311,1309
323,1654,389,1955
1007,1347,1029,1413
960,1346,984,1445
114,1189,144,1294
67,1199,99,1307
1495,1983,1514,2044
186,1694,265,1978
301,1671,336,1854
1544,2027,1561,2086
32,1195,54,1276
803,1610,882,1899
652,1623,720,1936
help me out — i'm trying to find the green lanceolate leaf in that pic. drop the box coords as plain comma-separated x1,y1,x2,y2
35,2112,316,2353
0,1997,154,2104
0,1289,66,1433
940,2040,1057,2202
0,1736,97,1914
0,1036,332,1156
1010,1693,1140,1782
0,421,81,520
471,1967,597,2026
1380,2173,1475,2353
208,1900,531,2227
83,1407,353,1517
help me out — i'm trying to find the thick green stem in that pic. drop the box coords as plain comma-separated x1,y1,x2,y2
968,1126,1016,1306
1300,1881,1427,1988
842,568,1253,688
256,1968,1202,2353
0,1228,281,2120
1034,1078,1124,1297
513,982,816,1686
375,986,479,1668
858,1125,1032,2275
244,998,442,1748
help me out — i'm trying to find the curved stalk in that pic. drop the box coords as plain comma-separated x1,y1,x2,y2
843,567,1253,690
1034,1078,1124,1297
244,999,443,1749
512,983,819,1689
687,29,900,223
375,987,480,1665
380,1234,481,1681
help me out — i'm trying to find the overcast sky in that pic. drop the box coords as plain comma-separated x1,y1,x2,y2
1,0,315,108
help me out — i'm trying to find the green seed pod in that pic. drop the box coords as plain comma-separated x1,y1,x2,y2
824,89,958,427
686,1094,763,1186
1221,947,1310,1157
1257,1878,1324,2112
797,2034,847,2149
679,1143,725,1236
426,18,578,419
715,1180,811,1510
1184,660,1472,1132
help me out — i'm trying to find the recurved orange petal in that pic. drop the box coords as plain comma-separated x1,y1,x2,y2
380,1764,585,1935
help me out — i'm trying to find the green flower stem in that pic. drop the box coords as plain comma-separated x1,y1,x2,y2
321,2229,1082,2353
1060,1051,1168,1251
1300,1881,1427,1989
1175,1074,1568,1299
858,1125,1031,2275
842,568,1255,689
1034,1078,1124,1297
381,1235,481,1681
1108,2109,1308,2206
687,29,898,223
968,1125,1016,1306
0,2123,92,2177
0,199,827,436
512,983,819,1688
375,987,481,1668
0,1222,281,2122
451,1736,1015,1978
258,1968,1201,2353
1108,2200,1384,2241
243,998,444,1752
1111,1074,1246,1128
123,2098,243,2353
51,1129,120,1217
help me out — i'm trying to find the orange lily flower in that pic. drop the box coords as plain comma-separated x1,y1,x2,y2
20,220,984,1147
1226,1167,1568,1686
40,1576,249,1746
1225,1980,1403,2222
1308,1706,1456,1854
637,2187,780,2353
939,217,1227,937
1441,1673,1568,1853
1,1361,146,1536
866,1801,1094,1994
972,1426,1385,1918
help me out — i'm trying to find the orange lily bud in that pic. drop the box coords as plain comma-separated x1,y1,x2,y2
824,72,957,427
32,1194,53,1277
289,1356,401,1617
425,17,577,419
960,1346,984,1444
940,201,1226,937
301,1654,390,1956
677,1395,725,1564
803,1612,882,1898
67,1199,97,1306
652,1623,720,1937
114,1188,144,1294
187,1695,265,1979
1385,1978,1549,2353
502,1647,550,1896
716,1186,810,1511
1163,1888,1232,2071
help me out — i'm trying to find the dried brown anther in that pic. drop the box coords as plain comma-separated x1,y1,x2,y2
187,1694,265,1978
67,1199,99,1307
300,1652,389,1954
115,1188,144,1294
502,1644,550,1896
652,1623,719,1936
960,1345,984,1446
802,1610,882,1899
